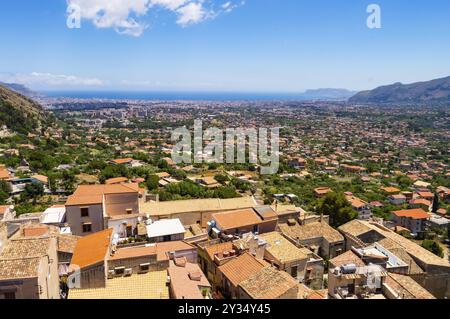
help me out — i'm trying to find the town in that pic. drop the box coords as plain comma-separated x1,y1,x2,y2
0,93,449,300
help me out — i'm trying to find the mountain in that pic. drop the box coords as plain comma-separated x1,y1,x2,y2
301,88,357,101
0,84,49,134
349,76,450,104
0,82,41,98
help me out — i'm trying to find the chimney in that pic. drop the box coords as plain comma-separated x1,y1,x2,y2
320,213,324,223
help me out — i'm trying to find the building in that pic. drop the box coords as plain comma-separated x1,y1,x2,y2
327,250,435,299
141,197,259,227
238,266,299,299
168,258,211,299
146,218,185,243
338,220,450,298
258,232,309,281
391,208,430,234
209,206,278,238
346,195,372,220
388,194,407,206
0,235,60,299
69,229,113,289
217,252,267,299
107,240,196,276
279,218,344,259
65,184,142,237
314,187,332,198
39,205,66,226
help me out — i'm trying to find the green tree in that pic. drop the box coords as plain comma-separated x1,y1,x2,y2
146,175,160,191
421,240,444,258
317,192,358,227
432,193,440,213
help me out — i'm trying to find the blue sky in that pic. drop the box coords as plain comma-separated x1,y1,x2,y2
0,0,450,92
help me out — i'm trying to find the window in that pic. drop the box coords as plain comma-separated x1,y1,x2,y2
139,263,150,272
82,223,92,233
81,207,89,217
3,292,15,299
126,209,133,215
115,267,125,275
291,266,298,278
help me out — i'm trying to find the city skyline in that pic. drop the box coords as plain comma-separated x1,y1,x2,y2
1,0,450,92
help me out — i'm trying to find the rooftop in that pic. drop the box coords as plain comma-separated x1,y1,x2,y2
141,197,258,216
65,184,140,206
69,271,169,299
146,219,185,238
259,232,308,264
70,229,112,269
392,208,430,220
218,252,267,287
168,260,211,299
213,208,266,231
239,266,298,299
279,220,344,243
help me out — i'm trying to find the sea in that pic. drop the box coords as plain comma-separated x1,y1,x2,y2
42,91,315,102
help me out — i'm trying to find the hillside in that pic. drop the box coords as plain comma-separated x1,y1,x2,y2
349,76,450,104
302,88,357,101
0,82,41,98
0,84,49,134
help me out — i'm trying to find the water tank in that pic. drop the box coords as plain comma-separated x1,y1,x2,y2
340,264,357,274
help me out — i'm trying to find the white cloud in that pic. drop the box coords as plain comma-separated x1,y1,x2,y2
176,2,206,26
0,72,104,88
67,0,243,36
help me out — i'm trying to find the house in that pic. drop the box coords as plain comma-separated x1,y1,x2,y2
314,187,332,198
238,266,299,299
391,209,430,235
279,218,344,259
111,158,134,166
146,219,185,243
69,229,113,289
428,214,450,229
196,177,221,189
409,198,431,211
338,220,450,298
381,187,401,194
11,224,79,274
0,235,60,299
416,191,434,201
218,252,267,299
209,206,278,238
413,181,431,189
65,184,142,237
197,241,236,290
258,232,309,282
388,194,407,206
346,195,372,220
168,258,211,299
288,158,306,169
